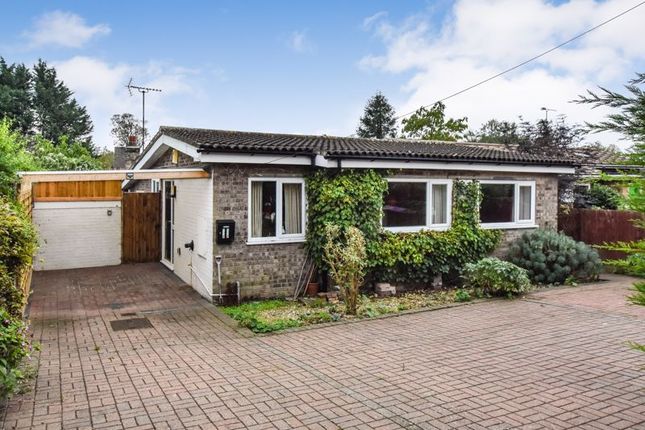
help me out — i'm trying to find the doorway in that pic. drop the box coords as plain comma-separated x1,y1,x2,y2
162,180,175,268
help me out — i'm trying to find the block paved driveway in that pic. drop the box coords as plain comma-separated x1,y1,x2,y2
2,264,644,430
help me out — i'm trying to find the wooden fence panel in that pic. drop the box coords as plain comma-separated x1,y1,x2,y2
559,208,645,259
122,192,161,263
33,180,122,201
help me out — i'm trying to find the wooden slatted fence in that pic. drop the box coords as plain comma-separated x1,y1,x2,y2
559,208,645,259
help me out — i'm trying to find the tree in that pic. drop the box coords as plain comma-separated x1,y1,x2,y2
31,136,101,171
0,58,33,136
356,92,398,139
467,119,520,144
32,60,94,153
574,72,645,156
110,113,146,147
515,117,585,158
0,120,37,198
401,102,468,141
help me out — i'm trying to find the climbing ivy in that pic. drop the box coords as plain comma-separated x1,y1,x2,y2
305,169,387,269
305,171,501,285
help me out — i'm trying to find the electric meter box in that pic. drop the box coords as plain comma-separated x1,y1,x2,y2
216,220,235,244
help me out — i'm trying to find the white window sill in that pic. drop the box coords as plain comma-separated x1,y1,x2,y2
480,223,538,230
246,237,306,245
384,225,450,233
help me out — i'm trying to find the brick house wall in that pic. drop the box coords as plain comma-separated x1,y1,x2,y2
212,164,310,299
210,165,558,299
128,144,560,299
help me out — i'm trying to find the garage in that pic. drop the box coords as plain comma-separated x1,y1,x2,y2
19,169,209,272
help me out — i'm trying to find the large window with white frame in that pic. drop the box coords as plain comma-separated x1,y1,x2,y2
248,178,306,243
382,179,452,232
479,180,536,228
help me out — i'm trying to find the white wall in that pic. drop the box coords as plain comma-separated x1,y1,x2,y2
172,178,213,299
33,201,122,271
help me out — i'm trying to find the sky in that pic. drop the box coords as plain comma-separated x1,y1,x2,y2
1,0,644,151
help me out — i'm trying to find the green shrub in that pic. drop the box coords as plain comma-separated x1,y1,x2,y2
0,308,34,396
0,264,25,318
454,289,471,302
507,229,602,284
0,198,37,277
463,257,531,297
629,281,645,306
578,183,622,210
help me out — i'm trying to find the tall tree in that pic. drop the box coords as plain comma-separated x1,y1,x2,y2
110,113,146,147
0,58,33,135
32,60,94,152
356,92,397,139
574,71,645,165
515,117,585,158
401,102,468,141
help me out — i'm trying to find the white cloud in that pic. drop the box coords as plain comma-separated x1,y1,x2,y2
287,30,313,54
360,0,645,148
24,11,110,49
54,56,200,150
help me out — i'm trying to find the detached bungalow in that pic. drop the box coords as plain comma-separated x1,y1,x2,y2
126,126,575,300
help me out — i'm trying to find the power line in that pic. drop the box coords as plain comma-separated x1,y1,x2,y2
394,0,645,121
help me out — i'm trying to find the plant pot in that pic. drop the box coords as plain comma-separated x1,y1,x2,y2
306,282,319,297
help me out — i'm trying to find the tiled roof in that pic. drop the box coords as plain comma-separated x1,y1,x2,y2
155,126,575,165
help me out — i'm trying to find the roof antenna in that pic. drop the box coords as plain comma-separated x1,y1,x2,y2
126,78,162,147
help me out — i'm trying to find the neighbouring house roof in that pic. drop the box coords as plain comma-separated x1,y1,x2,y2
143,126,576,166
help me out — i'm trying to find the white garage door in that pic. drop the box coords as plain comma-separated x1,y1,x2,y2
33,201,122,271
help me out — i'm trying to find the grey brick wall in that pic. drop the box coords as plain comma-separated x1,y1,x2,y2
211,165,559,299
212,164,310,299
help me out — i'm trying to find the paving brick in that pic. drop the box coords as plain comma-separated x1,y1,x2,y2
1,264,643,430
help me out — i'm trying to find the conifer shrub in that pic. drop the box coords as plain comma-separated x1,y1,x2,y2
507,229,602,285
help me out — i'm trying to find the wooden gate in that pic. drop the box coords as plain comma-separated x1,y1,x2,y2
122,192,161,263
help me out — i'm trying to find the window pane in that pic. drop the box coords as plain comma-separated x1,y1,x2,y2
282,183,302,234
251,181,276,237
432,184,448,224
383,182,427,227
480,184,515,223
519,186,532,220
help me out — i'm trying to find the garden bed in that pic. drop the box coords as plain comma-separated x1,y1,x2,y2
221,289,473,333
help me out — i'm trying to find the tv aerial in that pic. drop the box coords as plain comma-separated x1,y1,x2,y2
126,78,162,147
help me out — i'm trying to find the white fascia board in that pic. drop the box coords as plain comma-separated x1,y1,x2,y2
198,153,312,165
336,159,575,174
130,134,201,172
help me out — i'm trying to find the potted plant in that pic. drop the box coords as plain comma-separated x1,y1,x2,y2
306,272,319,296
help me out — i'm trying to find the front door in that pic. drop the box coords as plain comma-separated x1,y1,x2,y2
162,180,175,268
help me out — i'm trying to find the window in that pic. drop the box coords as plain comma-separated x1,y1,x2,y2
248,178,305,243
150,179,161,192
479,181,535,228
383,182,426,228
383,179,452,232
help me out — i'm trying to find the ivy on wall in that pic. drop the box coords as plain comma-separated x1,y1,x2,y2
305,170,502,285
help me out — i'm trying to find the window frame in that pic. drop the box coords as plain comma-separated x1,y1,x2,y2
247,177,306,245
479,180,536,229
383,178,452,233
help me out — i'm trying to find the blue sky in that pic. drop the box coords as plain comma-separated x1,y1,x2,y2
2,1,644,149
